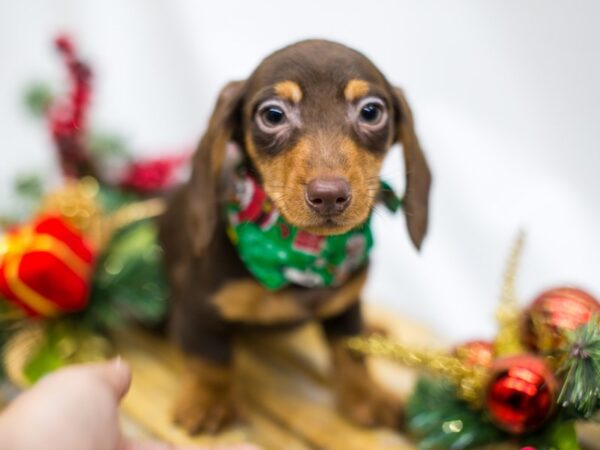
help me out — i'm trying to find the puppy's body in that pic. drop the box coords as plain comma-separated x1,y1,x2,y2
162,188,365,351
160,40,431,433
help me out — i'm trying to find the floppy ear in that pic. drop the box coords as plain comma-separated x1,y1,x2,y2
392,87,432,250
187,80,245,256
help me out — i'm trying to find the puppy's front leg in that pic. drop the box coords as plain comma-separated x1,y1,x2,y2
322,302,404,429
171,305,237,434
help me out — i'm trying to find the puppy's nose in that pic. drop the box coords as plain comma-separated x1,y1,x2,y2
305,177,351,215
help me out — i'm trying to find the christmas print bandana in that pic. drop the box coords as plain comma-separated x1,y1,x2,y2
224,155,402,291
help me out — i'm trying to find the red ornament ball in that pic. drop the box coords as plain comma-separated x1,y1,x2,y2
486,355,558,434
454,340,494,368
522,287,600,351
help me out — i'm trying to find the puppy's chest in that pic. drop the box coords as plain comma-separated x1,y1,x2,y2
210,266,368,325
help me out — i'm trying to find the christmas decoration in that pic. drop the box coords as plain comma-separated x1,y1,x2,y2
348,233,598,449
0,189,167,382
3,322,111,385
454,340,494,368
23,34,190,195
347,334,488,407
556,315,600,419
49,34,95,178
85,219,168,328
494,232,526,357
120,153,190,194
486,355,558,434
40,176,104,243
0,214,96,317
406,376,504,450
522,287,600,353
0,34,172,386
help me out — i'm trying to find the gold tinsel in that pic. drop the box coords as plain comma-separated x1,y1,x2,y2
2,324,112,388
347,335,489,406
40,176,103,241
103,198,165,240
2,325,45,387
39,176,165,249
494,231,526,356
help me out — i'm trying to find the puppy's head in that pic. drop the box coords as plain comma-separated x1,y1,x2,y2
188,40,431,255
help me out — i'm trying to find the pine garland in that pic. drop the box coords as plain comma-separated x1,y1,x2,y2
407,376,582,450
406,376,503,449
83,219,168,329
557,315,600,419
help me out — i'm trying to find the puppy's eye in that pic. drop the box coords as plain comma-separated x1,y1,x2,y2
255,99,298,135
354,97,387,131
262,106,286,126
359,103,382,123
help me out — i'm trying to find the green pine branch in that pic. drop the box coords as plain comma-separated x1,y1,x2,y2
83,220,168,330
557,316,600,419
406,376,503,449
407,376,582,450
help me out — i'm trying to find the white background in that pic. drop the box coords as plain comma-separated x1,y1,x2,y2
1,1,599,343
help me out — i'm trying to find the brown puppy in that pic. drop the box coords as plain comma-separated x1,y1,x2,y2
159,39,431,434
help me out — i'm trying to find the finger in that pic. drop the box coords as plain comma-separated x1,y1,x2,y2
122,440,174,450
95,357,132,400
122,440,175,450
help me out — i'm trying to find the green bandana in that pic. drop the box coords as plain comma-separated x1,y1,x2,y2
224,166,401,291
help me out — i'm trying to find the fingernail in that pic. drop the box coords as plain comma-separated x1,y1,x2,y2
112,355,130,377
110,355,131,397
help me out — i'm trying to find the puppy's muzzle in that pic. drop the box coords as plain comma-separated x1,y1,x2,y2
305,177,352,216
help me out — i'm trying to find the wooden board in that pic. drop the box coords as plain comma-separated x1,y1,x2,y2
113,307,427,449
111,306,600,450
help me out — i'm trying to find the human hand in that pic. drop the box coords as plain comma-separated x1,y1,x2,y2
0,359,258,450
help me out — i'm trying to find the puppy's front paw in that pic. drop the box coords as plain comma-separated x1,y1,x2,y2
335,377,403,429
173,384,237,434
330,340,403,429
173,358,237,435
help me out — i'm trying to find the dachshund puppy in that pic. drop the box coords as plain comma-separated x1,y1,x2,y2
159,39,431,434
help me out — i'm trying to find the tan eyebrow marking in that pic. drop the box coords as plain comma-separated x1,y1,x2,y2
344,79,370,101
274,80,303,103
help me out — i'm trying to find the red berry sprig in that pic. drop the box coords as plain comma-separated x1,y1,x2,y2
120,152,192,194
48,34,95,178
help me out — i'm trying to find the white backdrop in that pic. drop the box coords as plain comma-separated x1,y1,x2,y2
1,1,599,343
